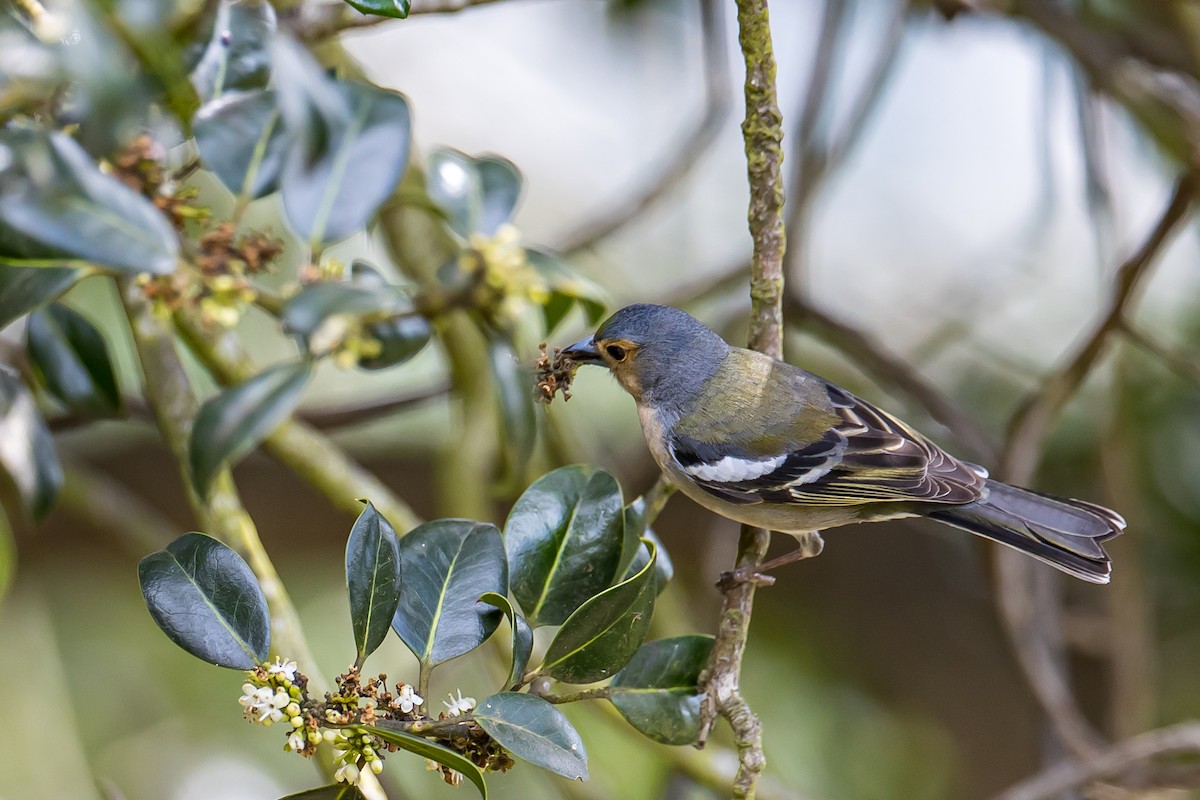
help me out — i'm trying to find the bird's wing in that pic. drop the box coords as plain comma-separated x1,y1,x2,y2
669,382,987,508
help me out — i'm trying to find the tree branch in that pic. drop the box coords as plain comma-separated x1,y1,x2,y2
697,3,787,798
174,312,424,533
989,722,1200,800
117,276,336,781
293,0,525,42
994,171,1199,759
559,0,733,255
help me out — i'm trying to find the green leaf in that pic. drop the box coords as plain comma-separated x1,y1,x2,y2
26,303,121,418
0,128,178,274
281,281,411,351
341,0,410,20
189,360,312,499
346,501,402,667
609,635,714,745
194,90,290,201
138,532,270,669
360,726,486,798
489,340,535,489
479,592,533,690
190,0,276,103
425,149,522,237
541,540,657,684
358,314,431,370
0,265,87,330
278,784,367,800
620,530,673,596
0,365,61,519
525,249,608,334
504,465,624,626
392,519,507,667
473,692,587,781
273,39,412,245
620,499,673,594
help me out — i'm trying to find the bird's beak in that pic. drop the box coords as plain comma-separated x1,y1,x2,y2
562,336,603,365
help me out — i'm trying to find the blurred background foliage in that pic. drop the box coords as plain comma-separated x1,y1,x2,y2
3,0,1200,798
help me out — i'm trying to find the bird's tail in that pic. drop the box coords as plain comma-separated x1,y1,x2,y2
926,480,1127,584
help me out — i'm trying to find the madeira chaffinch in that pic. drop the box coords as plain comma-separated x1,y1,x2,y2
562,303,1125,583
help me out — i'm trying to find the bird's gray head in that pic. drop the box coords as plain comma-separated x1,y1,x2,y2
562,304,729,407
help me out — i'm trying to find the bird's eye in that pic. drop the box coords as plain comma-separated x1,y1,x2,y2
605,344,628,362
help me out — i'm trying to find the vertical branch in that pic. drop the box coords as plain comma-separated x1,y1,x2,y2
698,2,787,798
739,0,787,360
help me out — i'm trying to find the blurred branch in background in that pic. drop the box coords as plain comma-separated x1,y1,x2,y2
787,0,909,289
174,311,424,532
995,171,1199,760
294,0,520,42
57,459,174,555
990,721,1200,800
559,0,733,256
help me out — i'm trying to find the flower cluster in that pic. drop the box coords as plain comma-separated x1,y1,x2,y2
239,658,304,729
460,224,549,326
326,729,384,784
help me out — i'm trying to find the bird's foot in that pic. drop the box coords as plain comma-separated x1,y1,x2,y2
714,531,825,591
716,568,776,591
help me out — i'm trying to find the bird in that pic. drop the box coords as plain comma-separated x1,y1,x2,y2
560,303,1126,584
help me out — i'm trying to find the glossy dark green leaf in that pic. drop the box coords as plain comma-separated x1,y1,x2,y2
479,592,533,690
190,0,276,102
138,532,270,669
473,692,587,781
620,499,673,594
0,366,61,519
525,249,607,333
0,265,86,330
425,149,522,237
392,519,507,666
346,501,402,667
360,726,486,798
542,540,657,684
504,465,624,626
278,784,366,800
341,0,410,20
26,303,121,418
194,90,290,200
189,360,312,499
609,635,714,745
358,314,431,370
489,340,535,489
281,281,412,355
0,129,178,274
620,530,673,596
274,39,412,245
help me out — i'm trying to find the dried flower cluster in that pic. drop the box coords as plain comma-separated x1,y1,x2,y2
534,343,579,404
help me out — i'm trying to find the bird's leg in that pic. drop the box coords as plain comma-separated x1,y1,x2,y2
716,531,825,589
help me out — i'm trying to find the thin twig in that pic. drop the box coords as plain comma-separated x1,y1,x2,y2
994,172,1199,760
293,0,523,42
117,276,338,782
57,459,174,555
1119,321,1200,387
559,0,732,255
697,3,787,798
989,722,1200,800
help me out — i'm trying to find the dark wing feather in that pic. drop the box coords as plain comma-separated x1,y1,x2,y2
671,383,986,508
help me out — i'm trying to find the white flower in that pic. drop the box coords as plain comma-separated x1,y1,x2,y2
258,689,290,724
446,770,463,786
395,684,423,714
334,762,360,784
443,689,476,717
267,658,299,683
425,759,439,772
287,732,305,752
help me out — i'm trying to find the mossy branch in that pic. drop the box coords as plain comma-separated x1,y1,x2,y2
698,2,787,798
